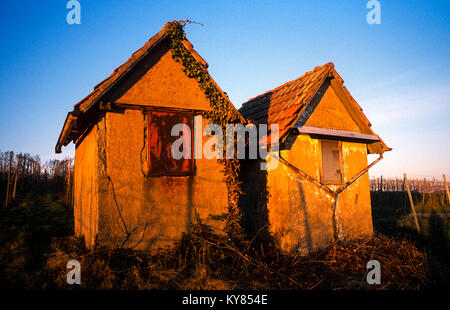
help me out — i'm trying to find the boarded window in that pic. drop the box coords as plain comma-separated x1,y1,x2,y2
147,110,194,176
321,140,342,184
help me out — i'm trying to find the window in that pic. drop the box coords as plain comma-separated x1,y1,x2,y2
147,110,194,176
320,140,342,184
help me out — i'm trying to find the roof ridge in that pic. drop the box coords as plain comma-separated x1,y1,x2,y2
241,62,334,106
56,21,242,153
74,22,174,110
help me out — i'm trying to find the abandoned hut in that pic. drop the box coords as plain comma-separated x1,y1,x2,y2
238,63,391,254
55,22,243,249
56,21,391,254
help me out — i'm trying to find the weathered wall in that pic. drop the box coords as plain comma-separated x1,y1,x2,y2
260,84,373,254
336,141,372,238
95,110,228,250
74,124,99,248
74,38,229,250
303,84,360,132
266,135,334,254
91,42,229,249
265,135,372,254
112,38,212,111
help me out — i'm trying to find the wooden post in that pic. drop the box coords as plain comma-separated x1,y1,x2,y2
5,152,12,206
66,159,72,201
404,173,420,233
443,174,450,204
5,173,10,206
12,171,18,200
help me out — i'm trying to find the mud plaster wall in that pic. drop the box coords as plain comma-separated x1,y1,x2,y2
266,135,372,254
265,84,373,254
74,124,99,248
113,38,213,111
94,110,228,250
86,42,229,250
337,141,372,238
304,83,360,132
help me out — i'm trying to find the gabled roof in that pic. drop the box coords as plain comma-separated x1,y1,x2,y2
56,21,243,153
238,63,391,154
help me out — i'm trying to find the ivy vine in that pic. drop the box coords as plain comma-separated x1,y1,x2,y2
167,21,244,239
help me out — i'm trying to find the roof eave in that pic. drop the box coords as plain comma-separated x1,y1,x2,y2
55,21,245,153
55,112,78,153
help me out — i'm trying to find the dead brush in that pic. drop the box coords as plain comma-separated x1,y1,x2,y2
169,221,254,289
42,227,428,290
319,234,428,289
170,229,429,290
250,234,429,290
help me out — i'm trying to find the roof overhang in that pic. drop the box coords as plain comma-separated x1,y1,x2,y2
296,126,380,143
55,112,78,153
55,21,244,154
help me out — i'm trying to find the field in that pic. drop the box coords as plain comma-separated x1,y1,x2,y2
370,184,450,289
0,173,448,289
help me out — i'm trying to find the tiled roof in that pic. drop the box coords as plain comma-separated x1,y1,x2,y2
56,21,243,153
239,63,341,140
74,23,208,113
238,63,391,153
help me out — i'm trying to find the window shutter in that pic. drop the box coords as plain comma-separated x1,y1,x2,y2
147,110,194,176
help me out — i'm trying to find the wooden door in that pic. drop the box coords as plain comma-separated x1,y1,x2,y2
321,140,342,184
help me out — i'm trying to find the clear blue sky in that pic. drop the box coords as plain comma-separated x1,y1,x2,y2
0,0,449,178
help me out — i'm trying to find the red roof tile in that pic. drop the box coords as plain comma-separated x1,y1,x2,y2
239,63,391,153
239,62,339,140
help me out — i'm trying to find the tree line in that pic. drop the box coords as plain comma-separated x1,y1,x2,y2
0,150,73,206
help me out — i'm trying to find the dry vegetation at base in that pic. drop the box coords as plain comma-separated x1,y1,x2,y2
43,230,428,290
1,184,445,290
0,156,448,290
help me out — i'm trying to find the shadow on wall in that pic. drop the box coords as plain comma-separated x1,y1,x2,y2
238,160,316,253
186,176,193,235
238,158,272,245
297,181,312,252
237,86,330,250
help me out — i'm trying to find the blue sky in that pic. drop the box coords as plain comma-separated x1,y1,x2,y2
0,0,449,178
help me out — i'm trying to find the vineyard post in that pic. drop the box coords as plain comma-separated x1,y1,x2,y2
421,178,426,212
404,173,420,233
443,174,450,204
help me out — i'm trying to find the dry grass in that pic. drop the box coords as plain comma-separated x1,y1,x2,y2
0,185,437,290
42,222,428,290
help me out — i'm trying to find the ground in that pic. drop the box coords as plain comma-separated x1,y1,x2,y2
0,184,448,289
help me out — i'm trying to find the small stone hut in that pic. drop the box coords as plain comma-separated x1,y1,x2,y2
55,22,242,249
238,63,391,253
56,22,391,253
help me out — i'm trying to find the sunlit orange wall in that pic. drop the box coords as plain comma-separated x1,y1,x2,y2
94,110,228,249
74,41,228,249
73,124,99,248
265,85,373,254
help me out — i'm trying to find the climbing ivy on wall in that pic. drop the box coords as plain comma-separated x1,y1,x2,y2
167,21,244,239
